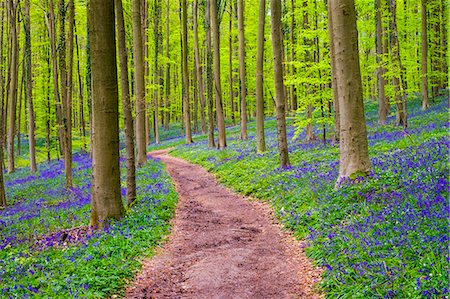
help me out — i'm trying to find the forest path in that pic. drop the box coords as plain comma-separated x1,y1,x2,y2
125,149,322,299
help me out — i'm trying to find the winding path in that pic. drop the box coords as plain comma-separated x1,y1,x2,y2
126,149,322,298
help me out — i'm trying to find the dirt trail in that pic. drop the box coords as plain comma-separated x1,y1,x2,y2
126,149,322,299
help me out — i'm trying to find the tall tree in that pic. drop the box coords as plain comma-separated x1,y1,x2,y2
228,1,235,126
24,0,36,172
289,0,297,112
0,1,6,206
211,0,226,149
256,0,266,153
388,0,407,128
328,0,371,186
153,0,161,144
193,0,207,134
133,0,147,165
270,0,289,167
116,0,137,206
58,0,73,189
7,0,18,174
375,0,388,124
89,0,124,228
164,0,170,130
205,0,215,148
237,0,247,140
181,0,192,144
421,0,429,110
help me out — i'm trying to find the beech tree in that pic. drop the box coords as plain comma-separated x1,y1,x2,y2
237,0,247,140
255,0,266,153
181,0,192,144
270,0,290,167
421,0,429,110
89,0,124,227
24,0,36,172
7,0,18,174
211,0,226,149
328,0,371,186
133,0,147,165
116,0,137,206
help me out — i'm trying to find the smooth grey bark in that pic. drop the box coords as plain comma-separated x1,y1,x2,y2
89,0,124,227
116,0,137,206
270,0,290,167
256,0,266,153
328,0,371,186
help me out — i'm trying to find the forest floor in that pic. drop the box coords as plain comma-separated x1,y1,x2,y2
125,149,323,299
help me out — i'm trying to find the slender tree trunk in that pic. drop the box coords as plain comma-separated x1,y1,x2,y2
193,68,199,132
0,1,6,207
59,0,73,189
45,47,52,162
329,0,371,186
75,27,86,151
24,0,36,172
238,0,247,139
181,0,192,144
421,0,429,109
228,3,235,126
153,0,161,144
270,0,289,167
290,0,297,111
205,0,215,148
388,0,407,128
193,0,206,134
327,0,339,143
256,0,266,153
375,0,388,124
116,0,137,207
17,68,23,157
89,0,124,228
0,0,5,206
211,0,226,149
7,0,18,174
164,0,170,130
133,0,147,165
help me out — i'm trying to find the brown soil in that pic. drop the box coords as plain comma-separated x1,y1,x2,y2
126,149,323,299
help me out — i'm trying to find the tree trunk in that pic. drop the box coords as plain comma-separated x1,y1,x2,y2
421,0,429,110
205,0,215,148
116,0,137,207
388,0,407,128
270,0,289,168
193,0,207,134
375,0,388,124
290,0,297,112
327,1,340,143
75,26,86,151
237,0,247,140
328,0,371,186
24,0,36,172
153,0,161,143
59,0,73,189
7,0,18,174
17,68,23,157
133,0,147,165
181,0,192,144
46,51,52,162
228,3,235,126
211,0,226,149
256,0,266,153
0,1,6,206
89,0,124,228
164,0,170,130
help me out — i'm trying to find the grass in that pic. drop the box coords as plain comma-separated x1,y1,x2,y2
1,152,177,298
161,96,449,298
